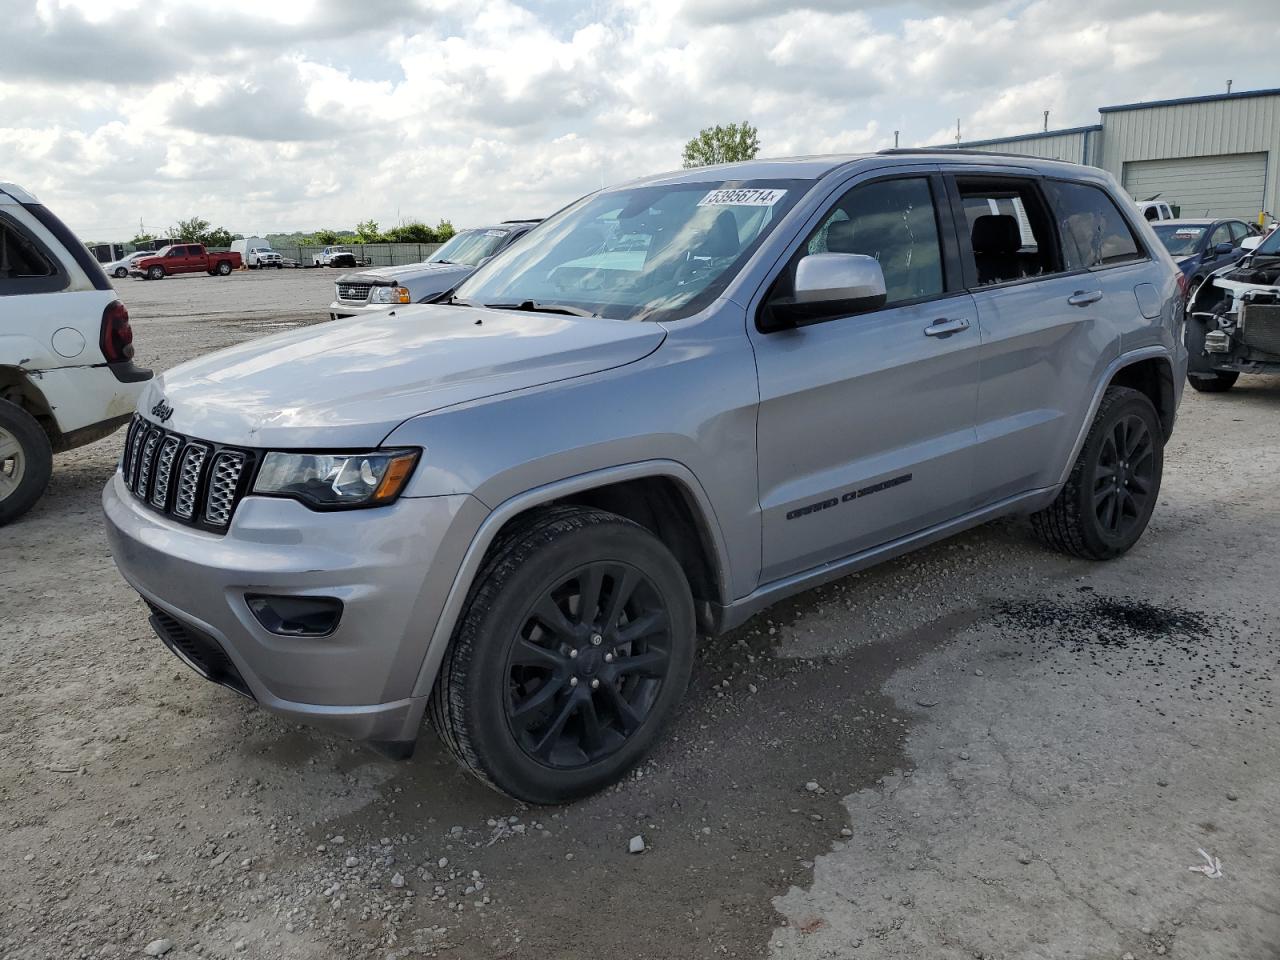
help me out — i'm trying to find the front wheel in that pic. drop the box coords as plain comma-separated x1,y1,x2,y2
1188,371,1239,393
1031,386,1164,560
430,506,696,804
147,265,165,280
114,267,127,278
0,400,53,526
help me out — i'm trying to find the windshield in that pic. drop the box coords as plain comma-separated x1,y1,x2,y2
1152,224,1206,257
455,180,807,321
429,229,510,266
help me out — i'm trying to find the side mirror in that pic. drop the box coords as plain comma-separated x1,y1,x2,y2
762,254,887,330
1241,235,1262,252
1208,241,1234,259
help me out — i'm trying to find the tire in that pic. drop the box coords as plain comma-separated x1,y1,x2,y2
430,505,696,804
147,265,165,280
1188,371,1239,393
0,399,53,527
1031,386,1163,561
216,261,232,276
114,267,127,278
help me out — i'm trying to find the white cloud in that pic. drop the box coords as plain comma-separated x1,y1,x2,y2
3,0,1278,240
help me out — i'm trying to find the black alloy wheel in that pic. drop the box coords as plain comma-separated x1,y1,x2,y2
1031,385,1164,560
504,561,672,770
430,505,696,804
1091,413,1155,541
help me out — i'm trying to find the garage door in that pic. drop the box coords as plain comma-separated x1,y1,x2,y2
1122,152,1267,220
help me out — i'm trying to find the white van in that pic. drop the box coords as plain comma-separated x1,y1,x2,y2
231,237,275,268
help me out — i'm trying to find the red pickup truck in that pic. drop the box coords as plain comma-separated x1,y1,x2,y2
129,244,241,280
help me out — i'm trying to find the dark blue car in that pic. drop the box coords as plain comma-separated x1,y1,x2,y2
1151,218,1257,287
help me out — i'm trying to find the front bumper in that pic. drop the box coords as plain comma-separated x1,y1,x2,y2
327,299,399,321
102,471,484,744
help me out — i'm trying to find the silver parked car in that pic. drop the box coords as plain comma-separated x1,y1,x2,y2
104,152,1186,803
327,222,539,319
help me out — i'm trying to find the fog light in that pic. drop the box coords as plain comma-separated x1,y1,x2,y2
246,594,343,637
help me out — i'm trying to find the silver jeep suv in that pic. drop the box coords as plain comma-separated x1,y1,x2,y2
104,152,1186,803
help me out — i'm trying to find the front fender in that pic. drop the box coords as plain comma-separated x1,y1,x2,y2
403,459,735,701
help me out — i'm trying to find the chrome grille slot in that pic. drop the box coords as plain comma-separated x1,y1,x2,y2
126,417,147,486
204,452,246,526
150,436,181,508
173,443,209,520
134,428,161,498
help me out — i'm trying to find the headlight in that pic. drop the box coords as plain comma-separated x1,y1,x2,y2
253,449,420,509
369,286,412,304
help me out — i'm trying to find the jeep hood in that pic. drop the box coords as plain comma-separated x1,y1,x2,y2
140,305,666,448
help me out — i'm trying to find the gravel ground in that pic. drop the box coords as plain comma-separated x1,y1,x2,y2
2,272,1277,959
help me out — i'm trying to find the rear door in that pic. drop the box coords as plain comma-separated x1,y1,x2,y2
956,172,1150,503
749,170,982,583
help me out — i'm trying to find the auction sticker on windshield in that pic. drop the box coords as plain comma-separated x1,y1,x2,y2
698,188,787,207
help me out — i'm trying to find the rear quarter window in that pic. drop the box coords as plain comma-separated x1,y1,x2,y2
0,212,68,296
1045,180,1146,271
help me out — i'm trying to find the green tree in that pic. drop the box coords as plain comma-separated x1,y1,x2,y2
171,216,211,241
355,219,382,243
130,231,156,246
383,221,438,244
205,226,235,248
681,121,761,168
313,229,340,245
435,219,455,241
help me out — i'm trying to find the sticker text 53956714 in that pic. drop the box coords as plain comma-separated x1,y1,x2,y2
698,188,787,207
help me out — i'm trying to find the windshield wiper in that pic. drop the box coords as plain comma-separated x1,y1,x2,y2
484,300,598,318
433,259,454,264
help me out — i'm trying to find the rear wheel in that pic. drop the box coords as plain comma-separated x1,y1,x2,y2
147,265,165,280
1188,371,1239,393
216,261,232,276
430,506,696,804
0,400,53,526
1031,386,1163,560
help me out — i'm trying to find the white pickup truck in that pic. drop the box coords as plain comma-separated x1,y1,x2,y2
313,246,359,268
0,182,152,524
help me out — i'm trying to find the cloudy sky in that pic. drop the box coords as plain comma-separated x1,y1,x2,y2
3,0,1277,241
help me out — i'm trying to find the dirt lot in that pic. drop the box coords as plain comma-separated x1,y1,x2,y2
2,271,1278,959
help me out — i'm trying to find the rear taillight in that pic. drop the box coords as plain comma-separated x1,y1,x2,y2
100,300,134,363
1176,273,1190,301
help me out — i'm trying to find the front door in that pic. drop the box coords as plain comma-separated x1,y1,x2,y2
750,173,981,584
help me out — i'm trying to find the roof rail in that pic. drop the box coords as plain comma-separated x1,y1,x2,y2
876,147,1064,161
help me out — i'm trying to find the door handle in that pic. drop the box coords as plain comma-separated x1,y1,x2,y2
1067,290,1103,307
923,317,970,337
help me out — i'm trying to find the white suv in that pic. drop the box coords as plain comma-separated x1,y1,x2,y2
1,182,152,524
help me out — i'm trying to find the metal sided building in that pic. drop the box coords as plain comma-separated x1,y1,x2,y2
944,87,1280,223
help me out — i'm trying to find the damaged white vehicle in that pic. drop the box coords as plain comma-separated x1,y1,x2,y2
1185,230,1280,392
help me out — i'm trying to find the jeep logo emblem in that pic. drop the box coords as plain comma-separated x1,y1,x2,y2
151,399,174,423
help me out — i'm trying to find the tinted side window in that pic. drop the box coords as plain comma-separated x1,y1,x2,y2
955,177,1058,286
0,213,65,296
1209,223,1234,248
1228,222,1249,244
801,177,944,305
1045,180,1145,270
